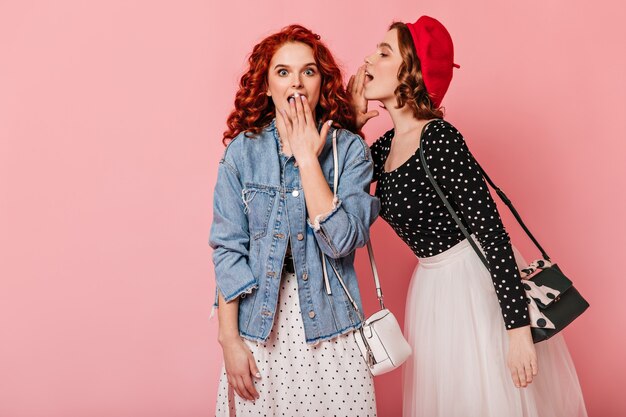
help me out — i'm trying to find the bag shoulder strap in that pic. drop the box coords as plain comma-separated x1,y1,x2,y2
321,130,385,318
472,162,550,261
417,120,551,272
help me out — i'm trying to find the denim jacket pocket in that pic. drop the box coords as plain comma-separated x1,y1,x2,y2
242,184,277,240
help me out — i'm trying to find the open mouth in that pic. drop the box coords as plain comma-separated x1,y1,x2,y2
287,93,306,102
364,70,374,83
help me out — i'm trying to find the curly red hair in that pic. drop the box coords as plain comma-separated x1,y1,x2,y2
223,24,356,145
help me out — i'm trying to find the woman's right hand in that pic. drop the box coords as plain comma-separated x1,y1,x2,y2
347,65,379,131
220,335,261,401
506,325,538,388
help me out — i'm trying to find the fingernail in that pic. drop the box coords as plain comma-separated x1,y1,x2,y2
301,95,306,101
294,92,300,98
327,120,333,126
255,372,261,378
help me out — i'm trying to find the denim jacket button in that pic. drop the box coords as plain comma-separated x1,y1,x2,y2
308,311,316,319
302,272,308,281
262,310,272,317
296,233,304,241
292,190,299,197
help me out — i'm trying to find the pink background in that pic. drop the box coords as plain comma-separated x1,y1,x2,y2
1,1,624,416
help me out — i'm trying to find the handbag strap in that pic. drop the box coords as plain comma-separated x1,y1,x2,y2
417,120,551,274
471,157,550,261
321,129,385,319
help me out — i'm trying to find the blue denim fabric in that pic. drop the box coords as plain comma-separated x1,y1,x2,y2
209,119,380,344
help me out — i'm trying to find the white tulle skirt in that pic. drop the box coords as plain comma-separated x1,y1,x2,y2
403,238,588,417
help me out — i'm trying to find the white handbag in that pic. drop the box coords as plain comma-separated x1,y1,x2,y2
321,130,412,376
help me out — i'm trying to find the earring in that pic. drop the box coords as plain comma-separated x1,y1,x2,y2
266,91,272,97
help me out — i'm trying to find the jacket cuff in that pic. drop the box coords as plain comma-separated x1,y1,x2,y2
307,196,341,231
210,287,219,319
219,279,258,303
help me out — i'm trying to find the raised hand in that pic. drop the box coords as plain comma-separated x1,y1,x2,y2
276,92,331,164
347,65,379,131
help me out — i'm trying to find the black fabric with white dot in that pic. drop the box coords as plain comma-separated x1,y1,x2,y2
370,119,530,329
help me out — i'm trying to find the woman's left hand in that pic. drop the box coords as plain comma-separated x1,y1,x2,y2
276,93,331,164
347,65,379,131
506,325,538,388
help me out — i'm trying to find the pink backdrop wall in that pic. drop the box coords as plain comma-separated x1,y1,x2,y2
1,1,624,416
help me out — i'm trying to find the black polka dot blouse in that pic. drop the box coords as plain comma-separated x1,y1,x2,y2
371,119,530,329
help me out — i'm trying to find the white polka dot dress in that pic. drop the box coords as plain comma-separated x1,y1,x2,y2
371,119,529,329
215,269,377,417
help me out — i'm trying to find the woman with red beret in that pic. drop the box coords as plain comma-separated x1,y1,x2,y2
349,15,587,417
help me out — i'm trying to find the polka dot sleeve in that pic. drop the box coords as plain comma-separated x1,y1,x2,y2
422,121,530,329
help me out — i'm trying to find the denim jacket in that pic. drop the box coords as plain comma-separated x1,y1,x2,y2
210,119,380,344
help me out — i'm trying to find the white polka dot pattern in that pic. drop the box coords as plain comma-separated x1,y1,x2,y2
215,271,377,416
370,119,530,329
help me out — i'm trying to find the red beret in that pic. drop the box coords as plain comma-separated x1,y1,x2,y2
405,16,460,108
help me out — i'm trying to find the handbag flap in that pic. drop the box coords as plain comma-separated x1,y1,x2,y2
365,309,390,326
526,264,573,309
529,264,572,291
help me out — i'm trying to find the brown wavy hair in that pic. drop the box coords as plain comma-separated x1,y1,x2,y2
223,25,357,145
390,22,444,120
